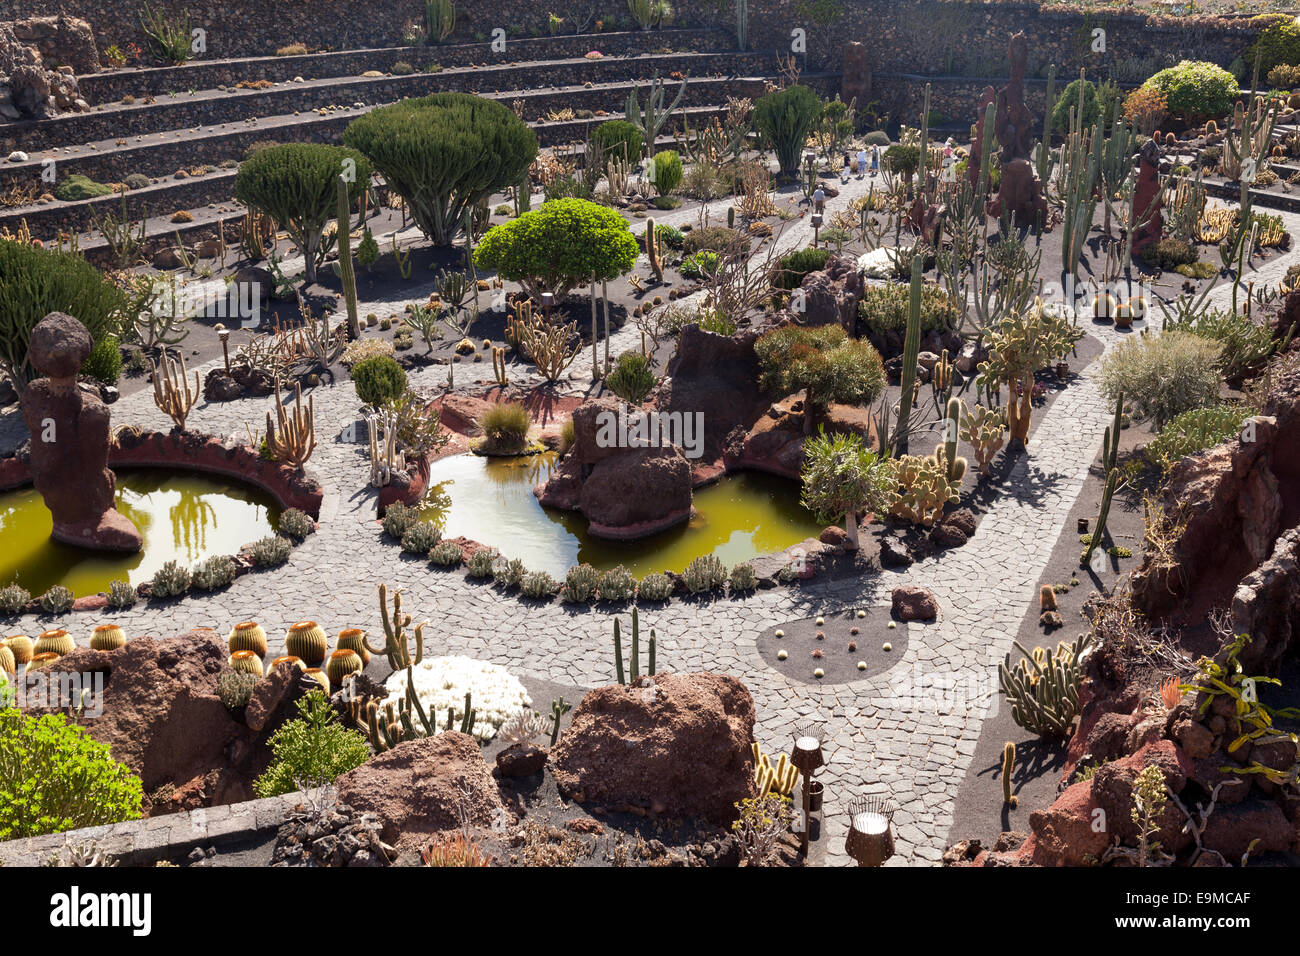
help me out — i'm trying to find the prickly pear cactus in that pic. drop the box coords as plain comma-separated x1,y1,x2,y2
888,453,960,527
960,403,1008,475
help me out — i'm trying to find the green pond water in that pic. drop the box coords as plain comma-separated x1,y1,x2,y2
419,453,824,578
0,470,281,598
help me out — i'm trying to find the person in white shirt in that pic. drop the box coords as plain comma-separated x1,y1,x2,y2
857,148,868,178
812,185,825,214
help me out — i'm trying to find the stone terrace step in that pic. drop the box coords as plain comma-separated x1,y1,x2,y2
74,27,734,103
7,50,774,154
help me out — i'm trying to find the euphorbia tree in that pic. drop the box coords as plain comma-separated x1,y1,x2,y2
975,298,1084,443
800,428,894,550
755,324,886,434
234,142,371,283
753,84,823,178
473,198,639,299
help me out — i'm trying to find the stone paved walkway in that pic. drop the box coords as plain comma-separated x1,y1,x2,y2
4,188,1297,865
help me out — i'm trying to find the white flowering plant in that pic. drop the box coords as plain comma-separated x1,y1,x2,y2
385,655,532,743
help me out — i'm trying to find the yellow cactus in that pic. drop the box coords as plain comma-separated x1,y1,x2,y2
285,621,328,666
229,649,264,677
34,629,74,658
227,621,268,658
89,624,126,651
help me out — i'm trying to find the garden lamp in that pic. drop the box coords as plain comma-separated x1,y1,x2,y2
845,795,895,867
789,723,825,855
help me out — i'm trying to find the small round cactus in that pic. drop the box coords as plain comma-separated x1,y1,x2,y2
777,649,788,661
229,649,264,677
857,661,867,671
4,635,33,667
815,616,824,626
89,624,126,651
28,652,61,670
883,642,893,652
304,668,331,695
228,621,267,658
270,655,305,671
325,648,362,688
336,628,370,666
286,621,327,666
34,629,74,658
0,643,14,676
813,668,825,679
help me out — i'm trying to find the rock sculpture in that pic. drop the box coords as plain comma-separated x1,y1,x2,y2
19,312,142,552
983,32,1048,229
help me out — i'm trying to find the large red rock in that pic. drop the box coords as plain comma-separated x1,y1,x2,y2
24,629,241,793
334,732,504,843
892,586,939,621
579,445,693,539
550,672,757,825
1027,779,1109,866
1200,800,1295,862
1091,740,1195,855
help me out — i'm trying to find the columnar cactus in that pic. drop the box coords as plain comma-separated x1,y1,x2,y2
336,175,360,339
893,255,925,452
364,583,425,671
645,218,662,282
1002,741,1018,807
612,606,656,684
935,396,967,484
998,634,1091,738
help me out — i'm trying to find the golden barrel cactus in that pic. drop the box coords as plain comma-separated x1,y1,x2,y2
325,649,362,688
227,621,268,658
4,635,33,668
336,627,370,666
229,649,265,677
34,629,74,658
89,624,127,651
286,621,327,666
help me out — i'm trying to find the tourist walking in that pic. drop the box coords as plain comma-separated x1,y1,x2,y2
857,147,867,178
812,184,826,215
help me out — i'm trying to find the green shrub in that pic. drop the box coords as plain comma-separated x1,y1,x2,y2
467,548,498,577
39,586,74,615
681,225,741,254
0,241,130,390
493,556,527,589
123,172,151,190
278,507,315,540
428,540,464,566
680,250,720,280
1050,77,1121,133
1173,308,1284,383
562,563,600,603
1146,404,1249,472
774,247,832,290
81,333,123,385
1141,237,1198,270
682,554,727,594
148,560,191,599
191,554,237,591
381,501,420,540
605,351,657,403
755,324,887,428
249,535,293,567
0,582,30,615
106,579,136,609
858,281,962,333
217,671,258,710
474,198,639,299
651,149,683,194
1267,63,1300,89
253,691,371,797
655,223,685,249
1099,331,1223,428
591,119,644,165
0,708,144,840
754,85,823,176
544,173,595,202
391,60,414,75
520,570,559,599
1143,61,1239,122
597,565,636,602
863,130,891,147
1248,15,1300,76
729,562,758,593
637,572,675,602
882,143,921,178
234,142,371,283
53,174,114,201
345,93,537,245
698,309,738,336
481,401,532,446
351,354,408,407
401,520,441,554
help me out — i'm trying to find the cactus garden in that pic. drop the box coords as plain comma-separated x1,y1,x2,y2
2,3,1300,920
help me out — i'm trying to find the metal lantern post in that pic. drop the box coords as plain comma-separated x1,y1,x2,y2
540,291,554,324
217,327,231,372
789,724,825,856
845,796,896,867
811,213,823,249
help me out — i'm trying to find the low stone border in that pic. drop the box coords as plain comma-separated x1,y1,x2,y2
0,788,322,867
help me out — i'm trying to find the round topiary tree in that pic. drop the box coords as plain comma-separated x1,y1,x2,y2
351,354,408,408
754,84,823,178
234,142,372,283
474,198,640,299
344,93,537,246
1142,61,1240,123
0,240,129,392
650,149,683,195
754,324,886,434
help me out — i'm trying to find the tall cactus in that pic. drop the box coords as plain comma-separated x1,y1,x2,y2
936,396,967,483
336,175,359,340
974,101,996,208
626,72,687,160
1102,391,1122,474
917,83,931,200
736,0,749,50
364,583,425,671
646,217,662,281
893,254,924,452
1002,741,1018,807
612,606,656,684
1035,63,1057,187
1082,469,1117,569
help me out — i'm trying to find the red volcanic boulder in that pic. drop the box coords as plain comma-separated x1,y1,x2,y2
1200,800,1295,862
334,732,504,843
799,269,859,331
579,445,692,538
1229,528,1300,675
892,585,939,621
23,629,241,793
550,672,757,824
1091,740,1195,855
437,393,497,437
1026,779,1109,866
